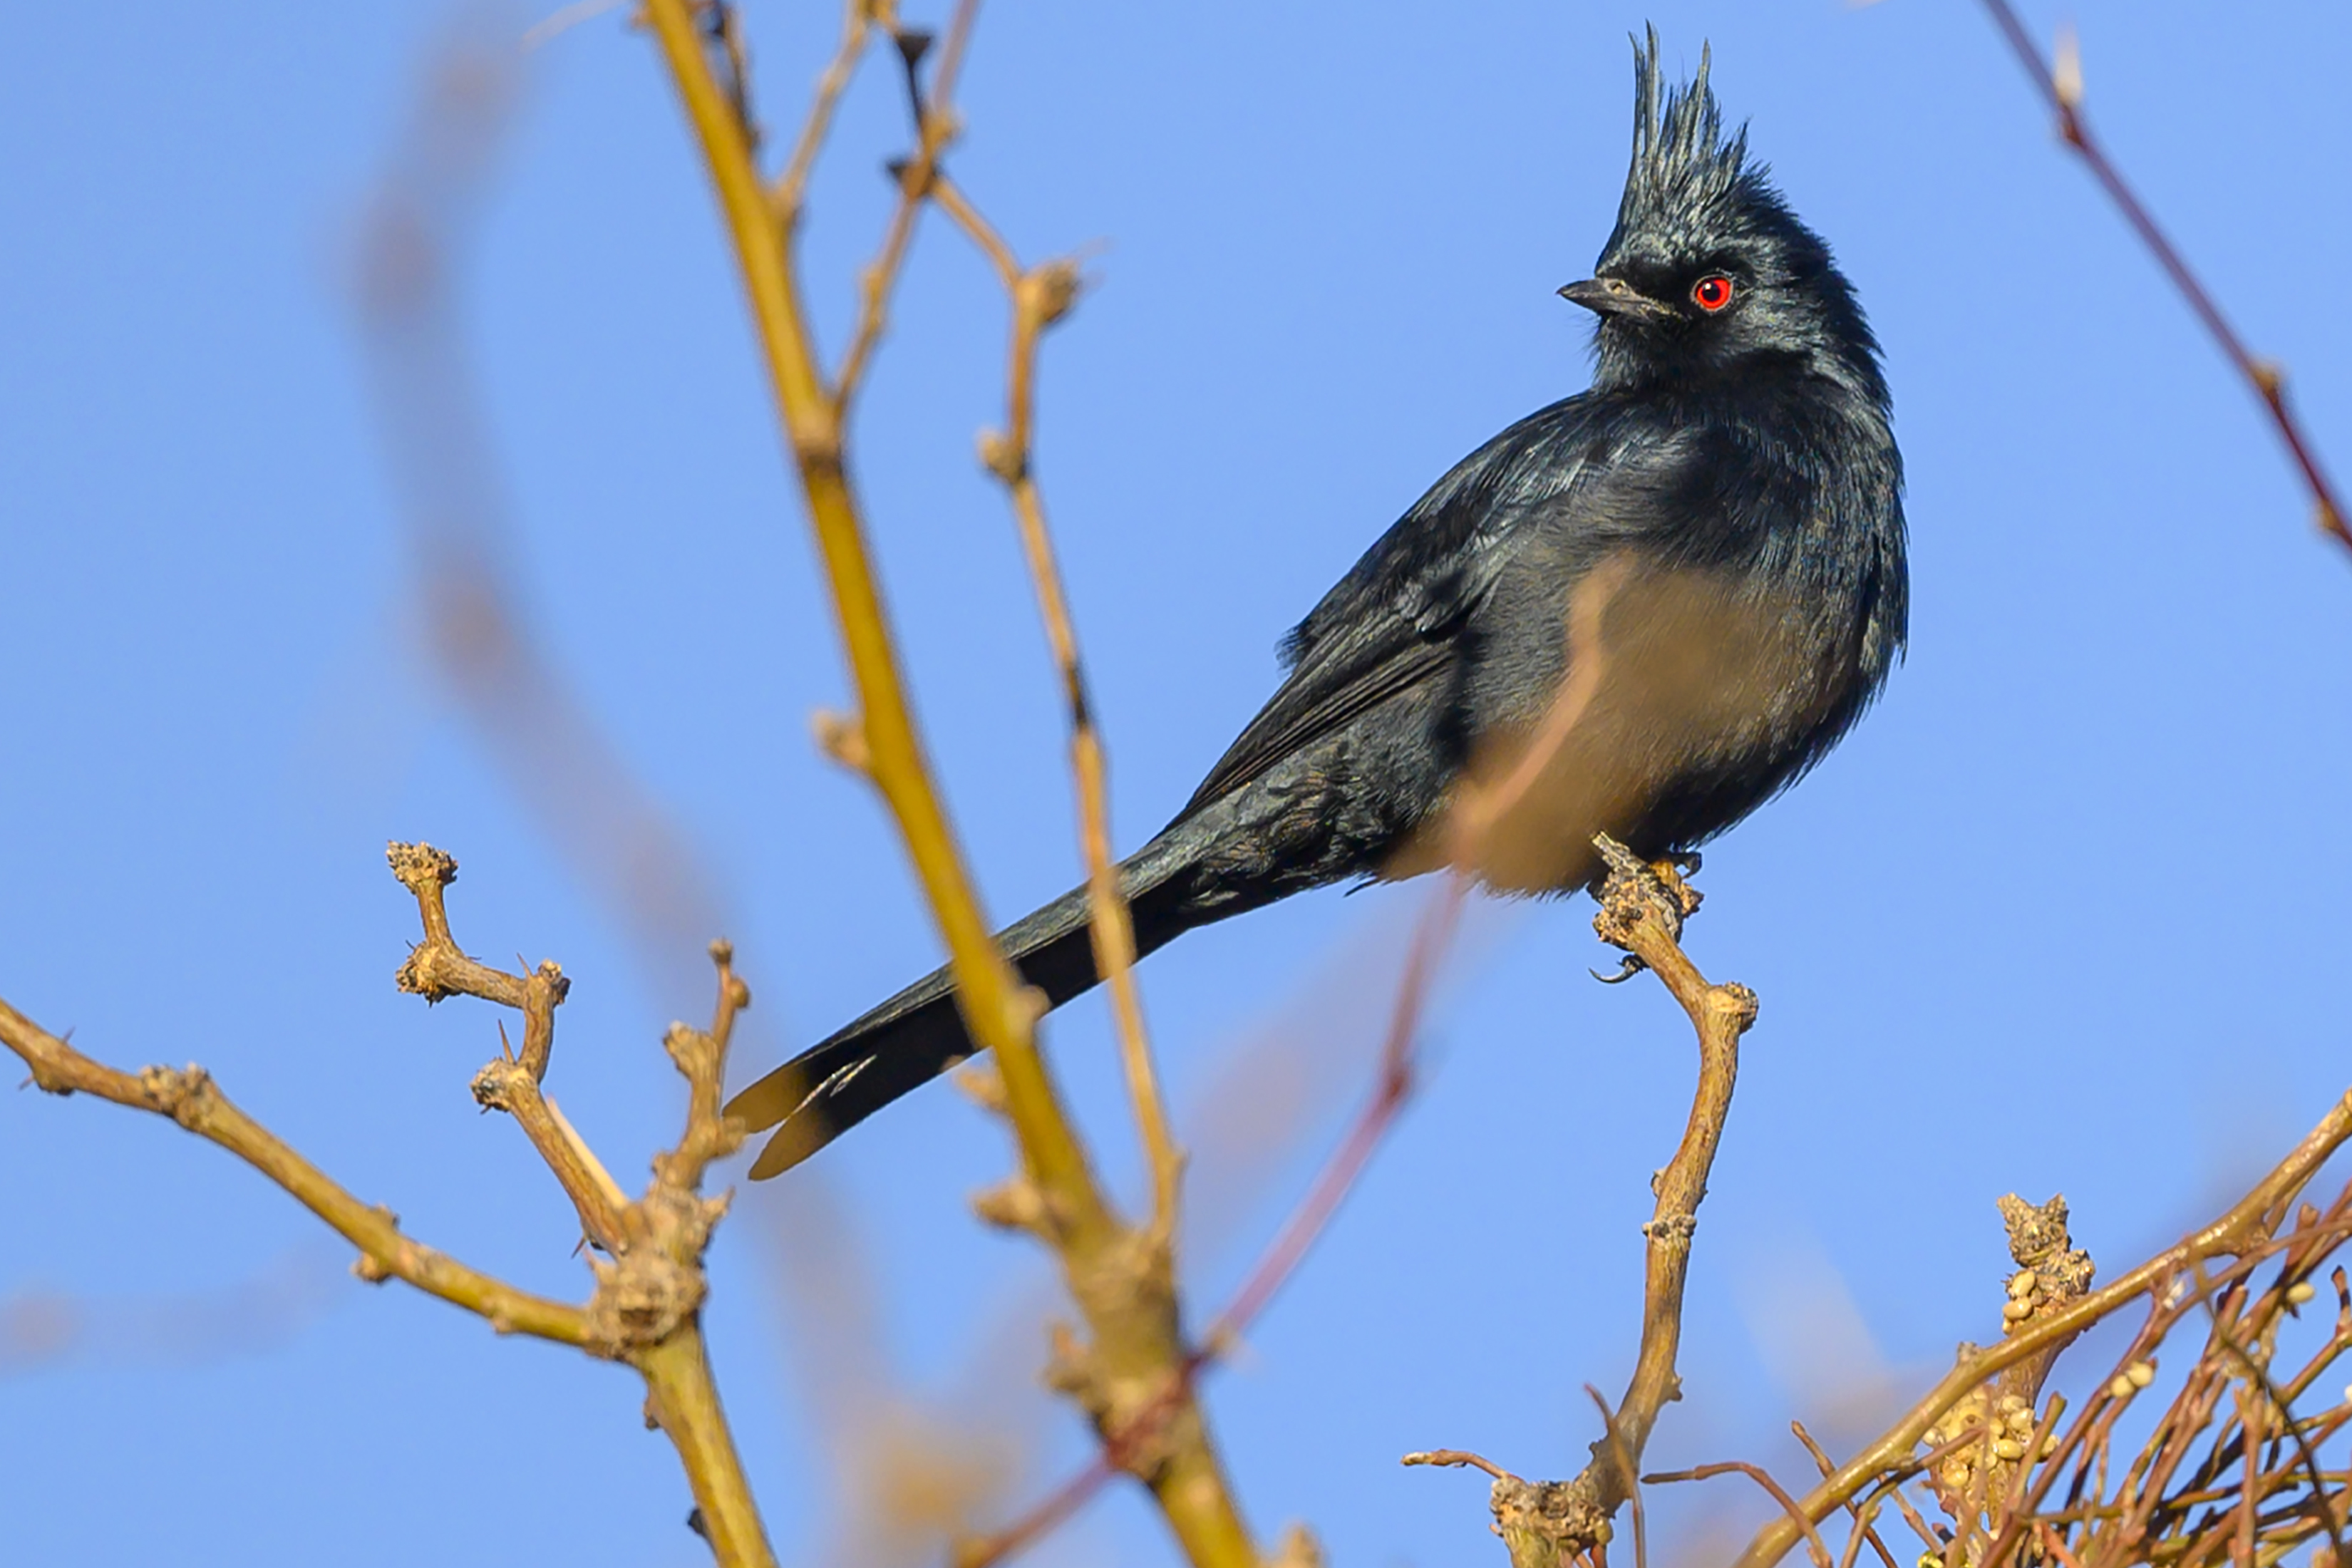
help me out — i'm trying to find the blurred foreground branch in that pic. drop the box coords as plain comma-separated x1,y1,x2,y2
641,4,1257,1563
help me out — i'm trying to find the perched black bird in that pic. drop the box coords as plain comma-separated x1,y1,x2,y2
730,30,1907,1179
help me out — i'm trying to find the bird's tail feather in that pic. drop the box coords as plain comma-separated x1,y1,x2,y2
728,813,1238,1180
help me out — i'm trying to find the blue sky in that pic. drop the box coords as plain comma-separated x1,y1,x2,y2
4,3,2348,1565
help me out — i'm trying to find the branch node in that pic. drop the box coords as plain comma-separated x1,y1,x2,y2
1018,259,1082,329
1592,834,1703,949
1269,1522,1326,1568
585,1207,713,1359
1494,1472,1614,1566
1641,1212,1697,1247
971,1175,1050,1234
135,1063,213,1127
2051,24,2083,110
1041,1321,1187,1483
812,707,871,772
977,428,1025,483
951,1058,1008,1115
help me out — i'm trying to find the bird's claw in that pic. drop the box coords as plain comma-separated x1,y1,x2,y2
1591,955,1647,984
1641,854,1704,918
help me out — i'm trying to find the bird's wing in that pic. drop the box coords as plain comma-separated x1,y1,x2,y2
1177,394,1621,819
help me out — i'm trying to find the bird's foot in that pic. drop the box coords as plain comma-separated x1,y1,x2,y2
1591,954,1647,984
1643,852,1703,919
1589,835,1703,961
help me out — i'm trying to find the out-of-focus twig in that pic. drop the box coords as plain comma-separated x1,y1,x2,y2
964,557,1637,1568
1974,0,2348,549
1642,1462,1832,1568
0,1244,348,1376
774,0,887,226
642,7,1258,1564
832,0,978,408
352,19,733,1011
934,172,1180,1240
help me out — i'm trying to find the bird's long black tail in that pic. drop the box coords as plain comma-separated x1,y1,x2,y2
727,806,1259,1180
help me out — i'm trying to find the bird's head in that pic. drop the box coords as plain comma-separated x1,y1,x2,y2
1562,28,1886,409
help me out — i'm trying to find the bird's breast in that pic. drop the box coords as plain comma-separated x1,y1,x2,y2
1385,549,1863,894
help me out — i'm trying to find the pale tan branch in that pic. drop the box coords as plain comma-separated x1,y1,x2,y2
389,840,625,1252
0,995,589,1347
645,0,1047,1180
933,172,1020,287
773,0,886,226
618,941,768,1568
1402,835,1753,1566
1733,1085,2352,1568
831,0,981,408
948,176,1180,1239
1644,1461,1834,1568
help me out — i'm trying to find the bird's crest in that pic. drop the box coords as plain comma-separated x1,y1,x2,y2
1614,25,1753,244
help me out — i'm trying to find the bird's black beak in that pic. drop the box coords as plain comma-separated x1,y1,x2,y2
1559,276,1673,321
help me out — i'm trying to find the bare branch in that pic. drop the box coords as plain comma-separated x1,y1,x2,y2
1974,0,2348,549
642,8,1256,1563
773,0,884,225
1734,1086,2352,1568
0,995,590,1346
389,841,626,1253
831,0,981,408
1402,839,1753,1564
938,176,1181,1239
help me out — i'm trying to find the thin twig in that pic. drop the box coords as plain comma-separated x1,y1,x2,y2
948,185,1180,1237
832,0,981,408
773,0,884,225
1733,1086,2352,1568
1974,0,2348,548
1794,1420,1904,1568
1591,1386,1651,1568
1646,1461,1835,1568
0,995,589,1346
643,7,1257,1564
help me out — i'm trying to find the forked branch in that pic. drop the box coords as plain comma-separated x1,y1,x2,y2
0,991,590,1347
5,837,779,1567
1404,836,1757,1567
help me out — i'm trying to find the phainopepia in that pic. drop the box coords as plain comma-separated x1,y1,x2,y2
728,29,1908,1179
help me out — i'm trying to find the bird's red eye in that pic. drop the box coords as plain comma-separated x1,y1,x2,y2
1691,274,1734,312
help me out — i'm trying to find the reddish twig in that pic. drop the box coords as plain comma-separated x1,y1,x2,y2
1646,1461,1835,1568
955,872,1464,1568
1200,872,1463,1348
1974,0,2348,549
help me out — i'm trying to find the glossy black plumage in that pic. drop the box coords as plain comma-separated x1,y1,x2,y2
728,28,1909,1179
